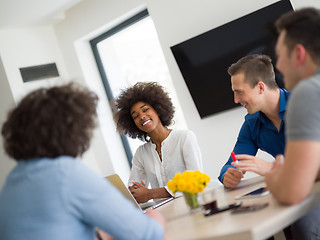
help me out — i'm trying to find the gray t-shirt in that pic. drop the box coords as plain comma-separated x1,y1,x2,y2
286,68,320,141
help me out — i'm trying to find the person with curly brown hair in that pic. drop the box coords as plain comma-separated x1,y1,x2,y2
0,83,165,240
114,82,203,203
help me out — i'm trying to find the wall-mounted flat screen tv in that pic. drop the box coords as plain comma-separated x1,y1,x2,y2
171,0,293,118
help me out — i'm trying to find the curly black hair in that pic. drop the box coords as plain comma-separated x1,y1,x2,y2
1,83,98,160
113,82,175,141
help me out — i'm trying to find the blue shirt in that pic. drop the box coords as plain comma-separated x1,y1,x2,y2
218,88,290,183
0,156,164,240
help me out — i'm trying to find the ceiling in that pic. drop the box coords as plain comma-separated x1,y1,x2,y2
0,0,83,29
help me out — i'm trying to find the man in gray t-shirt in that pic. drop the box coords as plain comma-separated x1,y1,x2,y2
265,7,320,239
286,73,320,142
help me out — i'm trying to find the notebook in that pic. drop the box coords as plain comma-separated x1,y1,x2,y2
105,174,173,212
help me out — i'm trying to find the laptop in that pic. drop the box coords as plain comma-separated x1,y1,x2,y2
105,174,173,212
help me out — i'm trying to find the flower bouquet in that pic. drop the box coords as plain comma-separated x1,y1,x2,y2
167,170,210,210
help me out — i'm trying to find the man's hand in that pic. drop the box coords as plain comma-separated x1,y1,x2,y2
232,154,272,176
265,154,284,191
222,167,244,188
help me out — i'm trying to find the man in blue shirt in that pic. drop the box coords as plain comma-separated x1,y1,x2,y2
218,54,290,188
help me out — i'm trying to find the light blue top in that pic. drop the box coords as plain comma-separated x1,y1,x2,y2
0,156,164,240
218,88,290,183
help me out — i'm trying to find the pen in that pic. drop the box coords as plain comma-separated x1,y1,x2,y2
132,180,145,186
231,151,243,174
231,151,238,163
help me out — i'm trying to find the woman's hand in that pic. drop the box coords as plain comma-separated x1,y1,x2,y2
129,181,150,203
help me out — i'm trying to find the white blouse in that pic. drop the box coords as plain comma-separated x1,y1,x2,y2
128,129,203,196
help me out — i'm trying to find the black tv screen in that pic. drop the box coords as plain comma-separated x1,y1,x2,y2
171,0,293,118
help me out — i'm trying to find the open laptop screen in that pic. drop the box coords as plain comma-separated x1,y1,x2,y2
105,174,173,212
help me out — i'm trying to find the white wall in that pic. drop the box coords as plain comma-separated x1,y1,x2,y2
1,0,320,188
0,57,16,188
0,27,70,102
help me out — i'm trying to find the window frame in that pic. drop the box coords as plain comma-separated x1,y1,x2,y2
90,9,149,167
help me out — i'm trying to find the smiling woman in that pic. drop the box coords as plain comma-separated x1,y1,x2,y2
90,9,187,171
113,82,203,203
114,82,174,141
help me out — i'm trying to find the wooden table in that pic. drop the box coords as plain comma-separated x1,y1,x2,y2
158,176,320,240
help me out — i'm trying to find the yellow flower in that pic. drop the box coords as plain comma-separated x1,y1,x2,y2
167,170,211,194
167,180,176,193
173,172,182,181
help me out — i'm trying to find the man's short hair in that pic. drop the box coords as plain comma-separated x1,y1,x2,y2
275,7,320,64
228,54,278,89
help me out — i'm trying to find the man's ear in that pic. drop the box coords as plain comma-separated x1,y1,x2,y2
295,44,307,67
257,81,265,94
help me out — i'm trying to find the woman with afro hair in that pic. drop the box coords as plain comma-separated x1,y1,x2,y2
114,82,203,203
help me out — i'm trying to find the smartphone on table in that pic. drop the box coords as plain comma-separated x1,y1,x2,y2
231,202,269,214
235,187,270,200
204,201,242,217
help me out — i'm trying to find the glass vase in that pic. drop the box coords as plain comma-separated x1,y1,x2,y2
183,192,200,212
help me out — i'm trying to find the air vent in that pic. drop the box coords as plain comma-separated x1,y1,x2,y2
20,63,59,82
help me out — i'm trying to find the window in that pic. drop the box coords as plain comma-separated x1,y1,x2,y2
90,9,186,167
